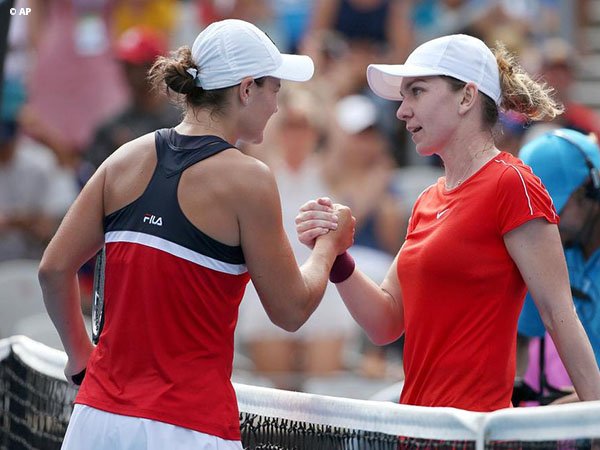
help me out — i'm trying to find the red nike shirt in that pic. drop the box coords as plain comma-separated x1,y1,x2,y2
397,152,558,411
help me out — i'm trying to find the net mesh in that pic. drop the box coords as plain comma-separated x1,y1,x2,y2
1,336,600,450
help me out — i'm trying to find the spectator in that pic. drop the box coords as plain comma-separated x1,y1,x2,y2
26,0,128,155
323,94,407,255
84,26,180,172
525,38,600,140
305,0,413,63
516,129,600,405
237,86,357,390
0,83,78,263
322,94,407,380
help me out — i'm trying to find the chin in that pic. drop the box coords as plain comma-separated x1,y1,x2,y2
415,144,436,158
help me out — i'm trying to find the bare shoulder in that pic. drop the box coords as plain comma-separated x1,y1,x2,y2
101,132,158,215
104,132,157,171
186,148,277,198
226,152,278,206
178,147,279,246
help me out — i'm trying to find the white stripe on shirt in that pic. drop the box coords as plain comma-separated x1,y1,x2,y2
105,230,248,275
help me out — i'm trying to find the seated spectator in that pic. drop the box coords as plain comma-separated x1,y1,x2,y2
524,38,600,140
236,86,358,390
323,94,407,255
0,83,78,263
323,94,408,379
27,0,128,155
515,129,600,405
304,0,413,63
84,26,180,172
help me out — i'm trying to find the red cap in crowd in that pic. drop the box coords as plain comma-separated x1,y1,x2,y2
115,27,167,65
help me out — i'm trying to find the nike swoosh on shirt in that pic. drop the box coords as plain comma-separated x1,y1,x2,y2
436,209,450,219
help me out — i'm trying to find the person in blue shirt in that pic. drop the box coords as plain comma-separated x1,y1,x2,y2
516,128,600,405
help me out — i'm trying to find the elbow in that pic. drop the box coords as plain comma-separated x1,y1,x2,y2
279,320,302,333
538,306,577,335
366,323,404,347
271,311,306,333
267,303,312,333
369,333,396,347
38,253,69,288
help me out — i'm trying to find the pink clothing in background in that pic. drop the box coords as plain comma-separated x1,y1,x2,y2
524,335,572,394
28,0,128,151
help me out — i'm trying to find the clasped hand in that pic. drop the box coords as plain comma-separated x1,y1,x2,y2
295,197,355,253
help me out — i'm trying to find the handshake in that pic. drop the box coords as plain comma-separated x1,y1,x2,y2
295,197,355,253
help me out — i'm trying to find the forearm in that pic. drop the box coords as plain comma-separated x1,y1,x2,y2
547,313,600,401
39,266,92,361
293,239,338,329
336,271,404,345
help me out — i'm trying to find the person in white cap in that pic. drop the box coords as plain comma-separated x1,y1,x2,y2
39,19,354,449
296,34,600,411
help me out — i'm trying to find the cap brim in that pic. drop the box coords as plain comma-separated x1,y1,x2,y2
270,54,315,82
367,64,444,100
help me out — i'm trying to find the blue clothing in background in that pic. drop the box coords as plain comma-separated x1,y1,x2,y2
518,246,600,365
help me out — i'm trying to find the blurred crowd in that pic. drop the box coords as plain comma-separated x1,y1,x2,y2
1,0,599,398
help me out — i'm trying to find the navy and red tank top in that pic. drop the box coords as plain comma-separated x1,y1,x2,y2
76,129,250,440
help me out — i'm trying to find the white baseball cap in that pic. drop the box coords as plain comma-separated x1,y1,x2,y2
367,34,501,105
190,19,314,90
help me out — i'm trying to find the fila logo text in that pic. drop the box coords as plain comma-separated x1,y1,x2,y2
143,214,163,226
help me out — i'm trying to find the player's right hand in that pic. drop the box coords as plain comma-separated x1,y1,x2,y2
295,197,338,249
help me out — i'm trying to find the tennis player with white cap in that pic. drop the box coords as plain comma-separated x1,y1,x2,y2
297,34,600,411
40,19,354,449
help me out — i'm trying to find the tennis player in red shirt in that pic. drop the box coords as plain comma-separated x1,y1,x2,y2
297,34,600,411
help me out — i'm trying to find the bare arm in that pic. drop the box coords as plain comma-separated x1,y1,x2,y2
305,0,340,35
238,163,354,332
504,219,600,401
386,0,414,62
38,167,106,379
296,197,405,345
335,254,404,345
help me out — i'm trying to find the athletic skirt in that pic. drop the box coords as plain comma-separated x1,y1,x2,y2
62,404,244,450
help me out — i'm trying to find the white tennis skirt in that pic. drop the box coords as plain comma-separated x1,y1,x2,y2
62,404,244,450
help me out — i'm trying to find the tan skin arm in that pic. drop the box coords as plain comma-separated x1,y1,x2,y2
386,0,414,62
504,218,600,402
306,0,340,35
296,197,404,345
38,166,106,381
335,254,404,345
238,163,355,332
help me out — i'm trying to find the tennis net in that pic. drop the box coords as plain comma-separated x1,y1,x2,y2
1,335,600,450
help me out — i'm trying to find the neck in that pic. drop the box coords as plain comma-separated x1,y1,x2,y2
443,133,498,190
174,109,237,144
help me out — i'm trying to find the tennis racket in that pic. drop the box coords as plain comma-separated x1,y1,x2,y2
91,246,106,344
